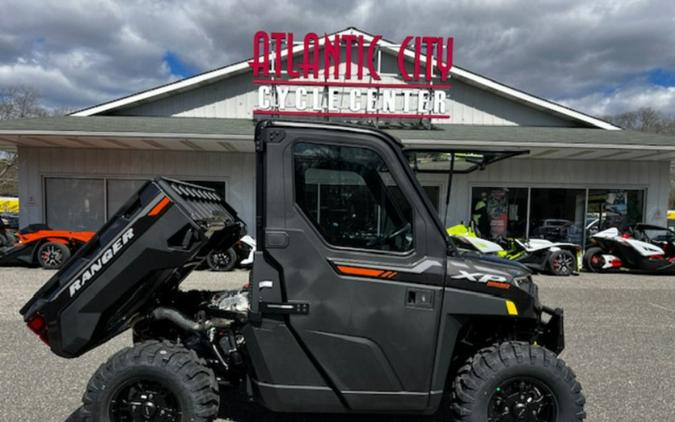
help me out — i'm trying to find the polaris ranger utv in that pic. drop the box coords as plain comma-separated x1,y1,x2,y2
21,121,585,422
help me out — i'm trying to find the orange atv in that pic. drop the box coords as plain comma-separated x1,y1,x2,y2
0,224,94,269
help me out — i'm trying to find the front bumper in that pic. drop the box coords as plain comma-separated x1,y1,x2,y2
539,306,565,354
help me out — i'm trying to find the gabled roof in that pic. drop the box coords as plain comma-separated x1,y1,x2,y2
70,28,620,130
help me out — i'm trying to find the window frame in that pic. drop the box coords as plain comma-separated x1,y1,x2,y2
41,173,229,228
291,139,417,256
468,182,648,247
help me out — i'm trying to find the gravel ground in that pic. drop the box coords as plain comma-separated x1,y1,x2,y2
0,267,673,421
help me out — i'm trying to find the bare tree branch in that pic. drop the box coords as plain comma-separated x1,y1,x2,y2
0,153,17,179
0,86,51,196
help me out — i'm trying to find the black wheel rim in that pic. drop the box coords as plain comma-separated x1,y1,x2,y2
209,250,232,270
551,253,574,274
488,377,558,422
109,378,182,422
40,244,64,267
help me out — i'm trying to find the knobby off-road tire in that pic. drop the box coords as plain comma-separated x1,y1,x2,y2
452,341,585,422
80,340,219,422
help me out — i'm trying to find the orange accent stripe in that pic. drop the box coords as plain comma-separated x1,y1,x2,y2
148,197,171,217
337,265,384,278
486,281,511,290
385,271,398,279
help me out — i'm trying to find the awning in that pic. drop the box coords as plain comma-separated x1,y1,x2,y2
0,116,256,152
0,116,673,160
390,125,675,161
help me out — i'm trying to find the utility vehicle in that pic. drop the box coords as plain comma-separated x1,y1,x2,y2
21,121,585,422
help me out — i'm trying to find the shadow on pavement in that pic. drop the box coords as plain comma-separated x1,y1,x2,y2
64,398,441,422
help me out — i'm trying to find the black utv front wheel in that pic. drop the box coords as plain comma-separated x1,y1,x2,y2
80,340,219,422
452,342,585,422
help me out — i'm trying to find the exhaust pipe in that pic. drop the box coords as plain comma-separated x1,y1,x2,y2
151,307,232,331
151,307,204,331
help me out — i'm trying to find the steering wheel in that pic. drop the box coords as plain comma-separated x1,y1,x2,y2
365,223,412,249
385,223,413,250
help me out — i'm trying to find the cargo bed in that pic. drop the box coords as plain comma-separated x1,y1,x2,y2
20,178,244,358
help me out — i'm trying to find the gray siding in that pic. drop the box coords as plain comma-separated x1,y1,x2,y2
18,146,256,233
19,146,670,234
110,52,579,127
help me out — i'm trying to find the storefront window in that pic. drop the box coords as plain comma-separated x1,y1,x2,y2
471,187,528,240
586,189,644,240
469,187,646,246
107,179,148,217
529,189,585,244
45,177,105,231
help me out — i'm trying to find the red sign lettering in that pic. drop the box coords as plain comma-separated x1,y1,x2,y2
248,32,453,82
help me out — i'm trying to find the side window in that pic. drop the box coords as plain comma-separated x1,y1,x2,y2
293,142,414,252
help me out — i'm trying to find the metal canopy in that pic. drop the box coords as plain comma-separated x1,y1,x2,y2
404,149,529,174
403,148,529,226
0,116,673,160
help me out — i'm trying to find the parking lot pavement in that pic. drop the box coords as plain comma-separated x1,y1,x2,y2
1,267,673,421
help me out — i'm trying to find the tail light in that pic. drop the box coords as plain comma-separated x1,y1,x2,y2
610,258,623,268
26,314,49,345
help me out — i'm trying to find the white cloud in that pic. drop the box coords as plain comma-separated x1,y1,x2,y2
0,0,673,115
561,84,675,117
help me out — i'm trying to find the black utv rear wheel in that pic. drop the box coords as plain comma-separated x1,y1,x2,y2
37,241,70,269
206,248,237,272
548,250,576,276
451,342,585,422
583,247,605,272
80,340,219,422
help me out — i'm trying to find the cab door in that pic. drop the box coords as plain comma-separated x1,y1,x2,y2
250,124,448,412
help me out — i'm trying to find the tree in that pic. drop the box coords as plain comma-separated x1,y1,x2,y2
0,86,49,196
604,107,675,135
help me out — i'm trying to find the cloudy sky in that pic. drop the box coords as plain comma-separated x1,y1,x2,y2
1,0,674,117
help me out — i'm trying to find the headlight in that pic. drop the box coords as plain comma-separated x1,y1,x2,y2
515,275,538,297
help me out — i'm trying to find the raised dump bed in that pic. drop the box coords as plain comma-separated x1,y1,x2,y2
20,178,244,358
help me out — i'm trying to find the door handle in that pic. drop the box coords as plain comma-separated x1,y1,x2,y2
406,288,434,309
260,302,310,315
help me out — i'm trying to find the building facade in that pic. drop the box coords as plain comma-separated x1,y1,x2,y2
1,28,673,246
